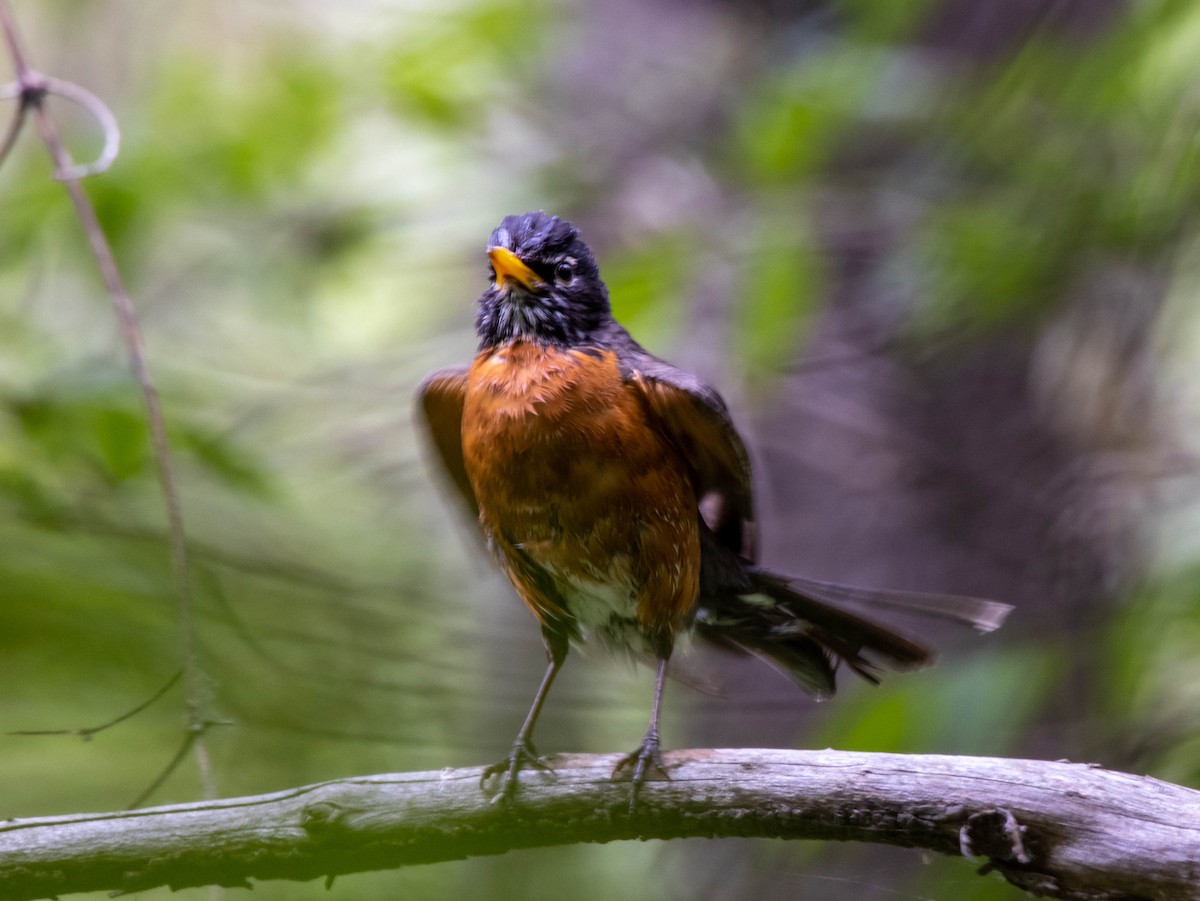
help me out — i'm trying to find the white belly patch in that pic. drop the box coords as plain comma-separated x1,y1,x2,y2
549,563,649,655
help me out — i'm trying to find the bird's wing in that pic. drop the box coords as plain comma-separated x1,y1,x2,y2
415,365,478,520
620,339,757,562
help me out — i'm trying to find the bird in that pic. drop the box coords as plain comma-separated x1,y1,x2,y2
417,211,1012,809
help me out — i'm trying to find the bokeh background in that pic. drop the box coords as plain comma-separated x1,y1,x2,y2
4,0,1200,898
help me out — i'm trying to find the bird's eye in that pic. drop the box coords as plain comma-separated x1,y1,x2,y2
554,261,575,284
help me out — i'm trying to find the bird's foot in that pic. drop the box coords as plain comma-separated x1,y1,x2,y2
612,730,670,813
481,737,555,802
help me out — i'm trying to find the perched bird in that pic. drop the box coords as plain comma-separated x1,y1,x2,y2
418,211,1011,807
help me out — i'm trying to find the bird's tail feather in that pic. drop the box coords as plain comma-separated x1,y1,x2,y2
694,566,1013,699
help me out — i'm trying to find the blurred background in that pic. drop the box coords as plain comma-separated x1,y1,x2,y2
3,0,1200,898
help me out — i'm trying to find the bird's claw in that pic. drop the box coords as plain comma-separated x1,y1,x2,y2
612,731,670,813
481,738,555,802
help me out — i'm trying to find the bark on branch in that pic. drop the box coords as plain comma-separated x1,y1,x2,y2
2,748,1197,900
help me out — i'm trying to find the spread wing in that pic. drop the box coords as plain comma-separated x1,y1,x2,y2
619,338,757,562
415,365,478,519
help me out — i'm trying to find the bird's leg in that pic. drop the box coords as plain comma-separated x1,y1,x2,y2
613,656,671,812
481,629,566,801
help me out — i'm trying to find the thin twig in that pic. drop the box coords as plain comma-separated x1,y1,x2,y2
0,1,215,801
0,78,27,166
8,670,182,740
0,0,26,72
0,65,120,177
125,730,197,810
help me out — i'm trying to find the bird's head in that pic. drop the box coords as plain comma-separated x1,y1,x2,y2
475,211,610,349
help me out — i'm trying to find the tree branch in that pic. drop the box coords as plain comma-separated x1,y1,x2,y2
1,749,1196,900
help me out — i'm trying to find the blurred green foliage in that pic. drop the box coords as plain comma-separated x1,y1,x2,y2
738,216,820,375
735,45,877,185
382,0,550,127
3,1,1200,900
910,2,1200,332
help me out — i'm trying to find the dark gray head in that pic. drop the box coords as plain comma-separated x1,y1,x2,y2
475,211,610,349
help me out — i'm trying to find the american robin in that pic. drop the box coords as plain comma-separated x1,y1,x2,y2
418,211,1011,808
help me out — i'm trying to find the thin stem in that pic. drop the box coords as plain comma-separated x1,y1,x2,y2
0,2,29,72
8,670,182,739
0,73,121,177
126,731,196,810
0,84,26,167
0,1,214,801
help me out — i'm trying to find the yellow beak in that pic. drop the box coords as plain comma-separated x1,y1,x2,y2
488,247,544,291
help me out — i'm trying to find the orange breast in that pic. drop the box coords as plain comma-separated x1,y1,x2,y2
460,340,699,653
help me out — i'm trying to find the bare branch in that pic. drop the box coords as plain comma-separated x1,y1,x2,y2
0,1,213,801
1,749,1197,901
